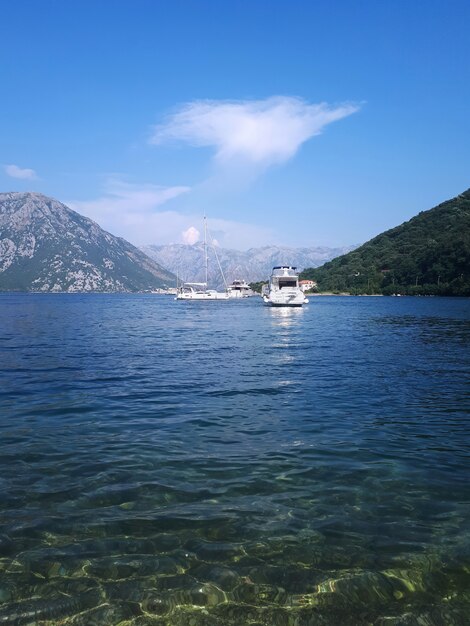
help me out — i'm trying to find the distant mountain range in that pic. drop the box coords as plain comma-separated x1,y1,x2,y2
3,188,467,296
141,243,356,287
0,192,175,292
301,188,470,296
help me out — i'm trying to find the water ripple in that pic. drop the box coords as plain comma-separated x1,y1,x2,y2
0,294,469,624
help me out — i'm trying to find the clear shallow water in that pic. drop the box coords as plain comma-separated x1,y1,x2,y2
0,294,469,626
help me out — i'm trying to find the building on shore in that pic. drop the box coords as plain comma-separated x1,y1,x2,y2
299,279,317,293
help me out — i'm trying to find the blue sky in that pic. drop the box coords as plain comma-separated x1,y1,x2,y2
1,0,469,249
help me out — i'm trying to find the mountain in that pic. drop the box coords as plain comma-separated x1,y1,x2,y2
300,189,470,296
0,192,175,292
141,243,356,288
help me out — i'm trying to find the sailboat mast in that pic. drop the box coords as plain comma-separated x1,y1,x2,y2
204,214,208,286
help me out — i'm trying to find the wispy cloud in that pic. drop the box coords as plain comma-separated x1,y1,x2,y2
68,96,359,248
69,178,275,248
69,178,191,245
150,96,360,168
4,164,38,180
72,178,190,216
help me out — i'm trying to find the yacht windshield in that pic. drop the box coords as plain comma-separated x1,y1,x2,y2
279,279,297,289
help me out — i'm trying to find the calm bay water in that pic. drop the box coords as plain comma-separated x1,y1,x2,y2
0,294,469,625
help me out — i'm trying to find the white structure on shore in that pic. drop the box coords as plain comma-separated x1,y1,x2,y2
299,279,317,293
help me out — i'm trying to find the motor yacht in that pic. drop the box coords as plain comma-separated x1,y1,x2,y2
227,279,254,298
263,266,308,307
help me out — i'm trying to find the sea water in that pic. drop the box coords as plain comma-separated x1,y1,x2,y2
0,294,469,625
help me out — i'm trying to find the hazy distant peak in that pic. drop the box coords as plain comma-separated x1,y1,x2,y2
142,242,356,286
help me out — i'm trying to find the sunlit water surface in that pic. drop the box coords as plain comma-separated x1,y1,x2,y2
0,294,469,625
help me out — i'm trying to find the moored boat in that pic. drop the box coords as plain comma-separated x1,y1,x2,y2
175,216,230,301
227,279,254,298
263,266,308,307
176,282,229,300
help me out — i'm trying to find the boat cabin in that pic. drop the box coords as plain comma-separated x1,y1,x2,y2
179,282,207,295
230,279,245,291
270,266,299,289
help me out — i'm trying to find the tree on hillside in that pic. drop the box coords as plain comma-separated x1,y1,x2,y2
300,190,470,296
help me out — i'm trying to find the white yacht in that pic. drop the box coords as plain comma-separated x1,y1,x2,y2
176,282,229,300
227,279,254,298
263,266,308,307
175,216,229,301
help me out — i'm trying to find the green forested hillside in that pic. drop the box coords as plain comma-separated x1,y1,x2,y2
301,189,470,296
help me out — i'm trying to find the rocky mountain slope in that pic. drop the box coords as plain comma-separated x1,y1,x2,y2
0,192,175,292
142,242,356,287
301,188,470,295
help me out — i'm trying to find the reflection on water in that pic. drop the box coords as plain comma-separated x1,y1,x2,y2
268,305,305,326
0,294,469,625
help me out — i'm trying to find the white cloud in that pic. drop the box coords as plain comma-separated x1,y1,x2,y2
68,178,191,245
73,178,189,216
150,96,360,167
5,164,38,180
182,226,200,245
69,179,275,248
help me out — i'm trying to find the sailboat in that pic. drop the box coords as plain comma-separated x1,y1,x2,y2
175,216,230,301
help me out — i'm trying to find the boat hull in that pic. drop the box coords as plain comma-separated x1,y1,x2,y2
176,294,229,301
264,301,305,307
227,291,253,298
176,290,229,300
